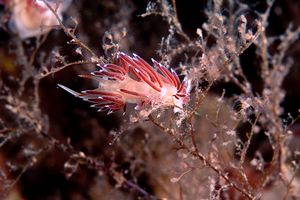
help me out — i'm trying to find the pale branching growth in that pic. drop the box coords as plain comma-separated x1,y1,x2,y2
141,0,300,199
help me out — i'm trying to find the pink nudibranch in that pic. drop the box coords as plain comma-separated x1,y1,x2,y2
4,0,71,39
58,52,190,114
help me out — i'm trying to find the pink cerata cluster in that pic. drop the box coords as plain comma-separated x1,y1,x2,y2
58,52,190,114
2,0,71,39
